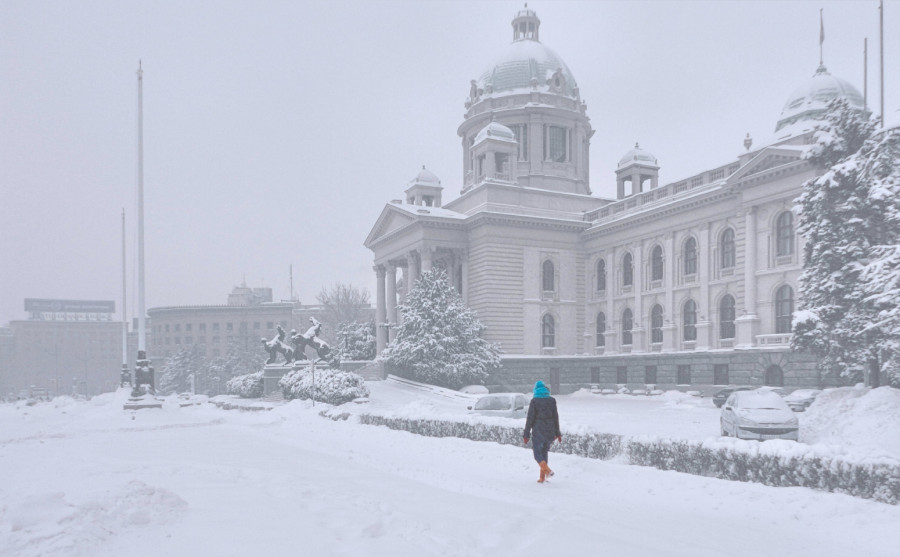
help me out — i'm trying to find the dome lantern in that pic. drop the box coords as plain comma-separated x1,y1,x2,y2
512,4,540,41
615,143,660,199
405,166,443,207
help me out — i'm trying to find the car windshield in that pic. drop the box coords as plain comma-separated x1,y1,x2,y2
738,392,786,410
473,396,512,411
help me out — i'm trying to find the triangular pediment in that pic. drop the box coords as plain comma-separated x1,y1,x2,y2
364,205,417,247
728,146,806,184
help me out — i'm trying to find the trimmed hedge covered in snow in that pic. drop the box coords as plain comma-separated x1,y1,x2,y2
280,367,369,405
226,371,264,398
354,414,899,504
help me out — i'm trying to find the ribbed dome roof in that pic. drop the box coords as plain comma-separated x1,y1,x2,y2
477,10,578,98
409,165,440,186
775,64,864,133
473,121,517,145
618,143,658,168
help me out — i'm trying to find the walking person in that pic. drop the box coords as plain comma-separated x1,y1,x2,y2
523,380,562,483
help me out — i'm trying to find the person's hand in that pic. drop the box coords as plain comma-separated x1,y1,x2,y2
523,437,529,445
556,435,562,443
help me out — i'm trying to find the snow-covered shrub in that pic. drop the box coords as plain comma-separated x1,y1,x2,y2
353,413,899,504
383,268,500,390
226,371,264,398
336,321,376,361
280,367,369,405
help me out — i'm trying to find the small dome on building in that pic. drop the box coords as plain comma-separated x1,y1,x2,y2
473,121,517,145
409,165,441,186
476,9,578,98
617,143,658,168
775,64,864,133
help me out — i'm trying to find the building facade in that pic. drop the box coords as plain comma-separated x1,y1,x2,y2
2,299,125,398
366,9,865,393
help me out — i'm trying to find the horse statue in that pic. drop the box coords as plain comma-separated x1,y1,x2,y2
291,317,334,363
261,325,295,364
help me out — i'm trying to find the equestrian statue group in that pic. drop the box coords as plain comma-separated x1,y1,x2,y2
262,317,334,366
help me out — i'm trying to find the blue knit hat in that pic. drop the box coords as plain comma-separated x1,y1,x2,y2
533,381,550,398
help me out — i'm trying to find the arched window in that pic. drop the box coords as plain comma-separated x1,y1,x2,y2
684,237,698,275
719,295,736,339
720,228,735,269
683,299,697,341
651,245,664,281
650,305,663,344
775,285,794,333
776,212,794,257
623,253,633,287
596,259,606,292
542,260,555,292
765,365,784,387
622,308,633,346
541,314,555,348
595,312,606,347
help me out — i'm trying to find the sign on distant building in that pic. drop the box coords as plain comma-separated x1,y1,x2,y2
24,299,115,321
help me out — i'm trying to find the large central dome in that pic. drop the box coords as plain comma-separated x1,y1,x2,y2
476,8,578,98
775,63,864,134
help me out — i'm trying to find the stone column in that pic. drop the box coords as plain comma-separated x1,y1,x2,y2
736,207,760,348
407,251,419,291
631,242,645,352
386,263,397,343
460,250,468,304
375,265,387,354
664,232,675,351
632,173,642,194
421,246,433,273
605,247,617,354
698,223,711,350
617,178,626,199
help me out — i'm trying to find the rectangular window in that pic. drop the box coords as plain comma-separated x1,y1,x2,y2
212,336,220,344
644,366,657,384
226,323,233,331
174,324,180,332
165,324,170,332
186,324,192,332
512,124,529,161
616,366,627,384
253,322,260,330
213,323,220,332
267,321,274,330
714,364,729,385
174,337,181,345
199,323,206,332
547,125,568,162
677,365,691,385
590,367,600,384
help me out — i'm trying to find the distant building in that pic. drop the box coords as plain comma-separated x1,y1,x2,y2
147,284,374,363
366,9,866,393
2,299,124,398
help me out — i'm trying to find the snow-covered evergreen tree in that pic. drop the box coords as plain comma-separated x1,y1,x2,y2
793,98,900,386
856,125,900,387
158,344,204,395
382,268,500,389
336,321,376,360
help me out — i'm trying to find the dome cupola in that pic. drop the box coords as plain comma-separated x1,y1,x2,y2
405,166,443,207
774,64,865,136
615,143,660,199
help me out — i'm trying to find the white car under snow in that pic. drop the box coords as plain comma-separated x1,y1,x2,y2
720,389,799,441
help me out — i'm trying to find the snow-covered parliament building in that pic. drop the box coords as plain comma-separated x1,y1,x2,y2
365,8,865,393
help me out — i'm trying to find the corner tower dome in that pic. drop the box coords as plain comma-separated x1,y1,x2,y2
775,63,864,134
476,8,579,99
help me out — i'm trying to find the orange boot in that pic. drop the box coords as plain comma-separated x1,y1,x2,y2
540,461,554,478
537,463,546,483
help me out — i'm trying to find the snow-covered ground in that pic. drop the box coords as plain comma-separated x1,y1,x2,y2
1,383,898,557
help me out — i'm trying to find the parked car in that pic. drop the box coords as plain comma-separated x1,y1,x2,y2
468,393,529,419
720,390,799,441
712,386,753,408
782,389,823,412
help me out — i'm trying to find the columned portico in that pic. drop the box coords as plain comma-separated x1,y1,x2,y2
375,265,387,353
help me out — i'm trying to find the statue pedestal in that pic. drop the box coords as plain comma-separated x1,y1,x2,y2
263,364,293,396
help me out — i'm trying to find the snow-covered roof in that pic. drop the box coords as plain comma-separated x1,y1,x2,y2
473,121,517,145
774,64,864,134
617,142,658,169
477,29,577,98
406,165,441,188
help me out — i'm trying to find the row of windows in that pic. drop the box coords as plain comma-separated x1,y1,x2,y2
597,363,785,387
539,212,796,294
155,321,285,335
540,286,794,348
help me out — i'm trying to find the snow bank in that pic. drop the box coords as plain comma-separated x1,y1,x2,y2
802,386,900,459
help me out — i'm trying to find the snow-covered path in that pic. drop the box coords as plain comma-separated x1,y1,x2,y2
1,391,898,557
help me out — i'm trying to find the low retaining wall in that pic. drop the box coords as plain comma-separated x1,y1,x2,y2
348,414,899,505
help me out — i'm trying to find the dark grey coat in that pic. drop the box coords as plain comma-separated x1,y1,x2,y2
523,396,561,443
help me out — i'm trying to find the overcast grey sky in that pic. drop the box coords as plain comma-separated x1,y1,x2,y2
1,1,897,325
